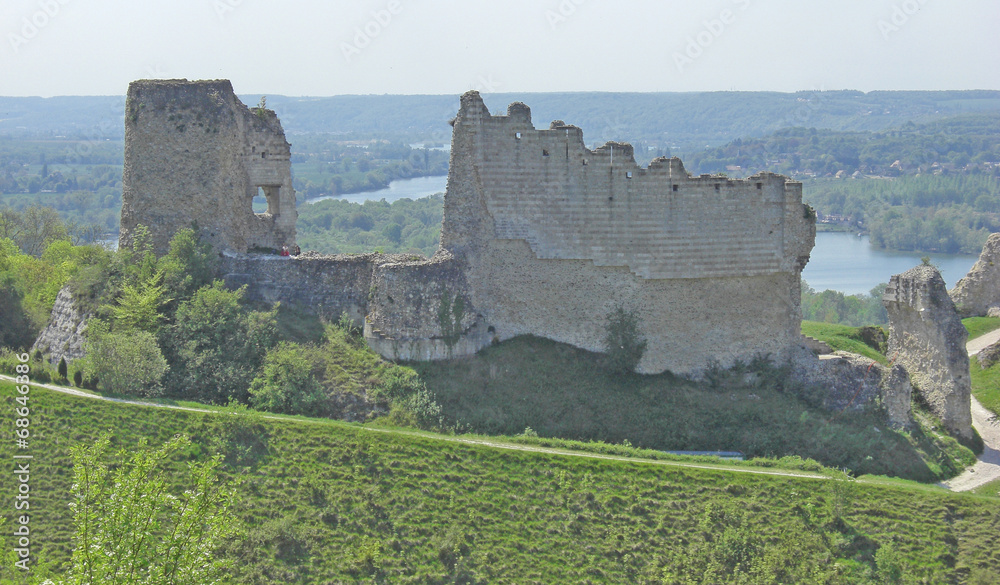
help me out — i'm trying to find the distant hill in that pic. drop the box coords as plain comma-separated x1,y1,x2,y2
3,89,1000,149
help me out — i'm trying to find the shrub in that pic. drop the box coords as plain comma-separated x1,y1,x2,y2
603,304,647,373
83,319,168,396
248,342,324,415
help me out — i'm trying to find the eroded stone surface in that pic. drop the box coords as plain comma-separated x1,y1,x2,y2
792,350,912,429
884,265,972,439
950,233,1000,317
120,79,296,254
31,286,89,365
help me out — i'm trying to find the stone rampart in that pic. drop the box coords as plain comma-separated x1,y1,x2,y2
419,91,816,374
120,79,296,254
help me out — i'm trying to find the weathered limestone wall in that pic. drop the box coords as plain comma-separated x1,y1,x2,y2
31,286,89,364
420,91,815,374
884,265,972,439
950,233,1000,317
120,79,296,254
792,351,912,429
218,253,422,323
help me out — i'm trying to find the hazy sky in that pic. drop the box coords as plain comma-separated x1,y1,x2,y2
1,0,998,97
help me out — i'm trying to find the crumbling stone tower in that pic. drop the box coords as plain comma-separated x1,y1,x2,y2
120,79,296,254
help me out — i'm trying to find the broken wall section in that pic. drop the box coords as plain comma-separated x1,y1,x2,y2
120,79,296,254
884,265,972,439
950,232,1000,317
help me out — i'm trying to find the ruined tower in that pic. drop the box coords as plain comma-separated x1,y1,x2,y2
365,91,817,374
120,79,296,254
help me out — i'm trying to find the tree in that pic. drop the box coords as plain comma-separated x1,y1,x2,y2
162,282,277,403
83,318,169,396
603,304,647,373
66,433,237,585
103,272,171,333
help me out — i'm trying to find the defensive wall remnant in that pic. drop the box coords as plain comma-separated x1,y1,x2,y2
883,265,972,439
364,91,816,374
123,81,817,376
950,232,1000,317
120,79,296,255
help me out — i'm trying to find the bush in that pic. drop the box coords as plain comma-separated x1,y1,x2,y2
83,319,168,396
248,342,324,415
603,305,647,373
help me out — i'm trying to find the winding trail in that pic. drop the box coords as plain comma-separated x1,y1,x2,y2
8,330,1000,492
1,374,830,483
940,331,1000,492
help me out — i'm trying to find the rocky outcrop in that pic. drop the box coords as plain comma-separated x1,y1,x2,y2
950,233,1000,317
792,350,912,429
977,339,1000,369
31,285,89,365
883,265,972,439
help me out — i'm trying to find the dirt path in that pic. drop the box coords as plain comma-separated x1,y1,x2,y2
0,374,830,483
941,332,1000,492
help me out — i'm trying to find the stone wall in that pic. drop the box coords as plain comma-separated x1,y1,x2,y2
220,252,411,323
884,265,972,439
419,91,815,374
120,79,296,254
950,232,1000,317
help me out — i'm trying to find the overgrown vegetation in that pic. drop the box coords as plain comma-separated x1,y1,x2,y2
413,335,971,481
2,382,999,584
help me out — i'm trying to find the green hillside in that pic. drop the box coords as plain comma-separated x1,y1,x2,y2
2,381,999,584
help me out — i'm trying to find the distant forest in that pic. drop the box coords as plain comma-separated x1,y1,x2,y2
2,90,1000,254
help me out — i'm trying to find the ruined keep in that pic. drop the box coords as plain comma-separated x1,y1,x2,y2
883,265,972,439
125,82,817,375
366,92,816,373
120,79,296,254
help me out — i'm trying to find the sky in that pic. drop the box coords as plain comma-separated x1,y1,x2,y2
1,0,998,97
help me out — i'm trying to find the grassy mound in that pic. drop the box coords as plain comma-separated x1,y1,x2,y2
2,382,999,583
413,335,972,481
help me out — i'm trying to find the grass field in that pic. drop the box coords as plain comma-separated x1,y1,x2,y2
2,382,1000,584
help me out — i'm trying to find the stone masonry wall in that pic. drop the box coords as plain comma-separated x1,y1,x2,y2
884,265,972,439
120,79,296,255
421,91,816,374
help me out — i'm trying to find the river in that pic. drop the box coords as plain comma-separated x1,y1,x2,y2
305,176,982,296
305,175,448,205
801,231,979,296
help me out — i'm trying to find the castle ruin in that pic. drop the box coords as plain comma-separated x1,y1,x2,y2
122,81,817,376
120,79,296,254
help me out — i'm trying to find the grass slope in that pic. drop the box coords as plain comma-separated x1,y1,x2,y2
414,336,972,481
801,321,887,364
964,316,1000,341
2,383,1000,584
